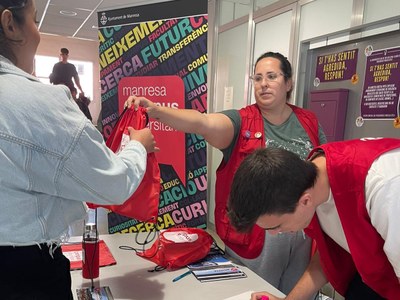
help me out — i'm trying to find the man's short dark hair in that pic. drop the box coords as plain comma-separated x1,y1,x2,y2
60,48,69,55
227,147,318,233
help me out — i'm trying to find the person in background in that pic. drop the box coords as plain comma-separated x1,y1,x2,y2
127,51,327,295
70,86,92,121
0,0,157,299
228,138,400,300
50,47,84,94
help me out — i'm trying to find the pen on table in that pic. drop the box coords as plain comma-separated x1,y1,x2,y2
172,270,192,282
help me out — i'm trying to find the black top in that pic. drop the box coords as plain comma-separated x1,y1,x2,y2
50,62,78,90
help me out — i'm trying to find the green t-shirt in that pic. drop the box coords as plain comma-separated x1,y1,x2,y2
221,109,327,161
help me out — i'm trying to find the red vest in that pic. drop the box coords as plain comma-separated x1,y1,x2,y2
215,104,320,258
305,138,400,298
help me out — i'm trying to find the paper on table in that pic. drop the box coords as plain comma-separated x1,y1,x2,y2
223,290,255,300
76,286,114,300
61,239,116,270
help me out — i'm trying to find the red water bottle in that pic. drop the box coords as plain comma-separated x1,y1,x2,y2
82,223,99,279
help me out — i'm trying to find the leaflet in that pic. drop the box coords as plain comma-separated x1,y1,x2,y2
187,253,247,283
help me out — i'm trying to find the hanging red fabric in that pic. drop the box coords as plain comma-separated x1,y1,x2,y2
87,107,160,223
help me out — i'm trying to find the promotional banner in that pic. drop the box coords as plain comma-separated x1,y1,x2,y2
98,0,208,233
361,46,400,119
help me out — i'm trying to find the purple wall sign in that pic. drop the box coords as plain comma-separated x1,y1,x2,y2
316,49,358,82
361,47,400,119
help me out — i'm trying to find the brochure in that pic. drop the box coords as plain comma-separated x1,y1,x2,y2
187,253,232,269
76,286,114,300
187,253,247,283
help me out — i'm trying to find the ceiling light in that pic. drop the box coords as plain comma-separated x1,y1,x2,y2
59,10,77,17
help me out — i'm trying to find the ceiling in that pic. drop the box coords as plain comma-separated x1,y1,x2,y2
36,0,254,42
36,0,174,41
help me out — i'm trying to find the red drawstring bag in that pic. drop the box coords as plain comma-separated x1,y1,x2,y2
88,107,160,223
137,227,214,270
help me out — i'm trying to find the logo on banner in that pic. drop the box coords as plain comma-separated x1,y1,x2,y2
100,12,107,26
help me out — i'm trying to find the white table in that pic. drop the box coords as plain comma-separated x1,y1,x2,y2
70,233,285,300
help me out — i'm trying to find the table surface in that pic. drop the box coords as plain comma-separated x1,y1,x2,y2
70,232,286,300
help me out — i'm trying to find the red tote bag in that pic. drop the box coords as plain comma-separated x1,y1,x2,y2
88,107,160,223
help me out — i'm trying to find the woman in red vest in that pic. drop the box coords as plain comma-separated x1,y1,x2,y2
229,138,400,300
127,52,326,295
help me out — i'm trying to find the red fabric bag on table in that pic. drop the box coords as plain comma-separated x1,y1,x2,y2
87,107,160,223
137,227,214,270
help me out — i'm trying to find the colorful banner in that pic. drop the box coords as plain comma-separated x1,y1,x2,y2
315,49,358,82
361,46,400,119
98,0,208,233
